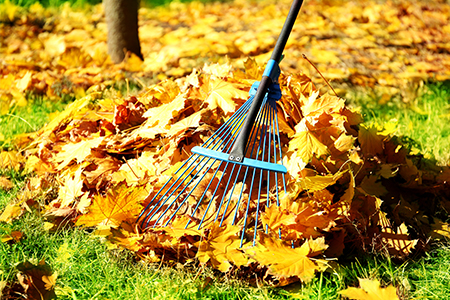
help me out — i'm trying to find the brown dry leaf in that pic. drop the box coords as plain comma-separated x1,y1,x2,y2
358,125,385,156
16,260,57,300
339,278,399,300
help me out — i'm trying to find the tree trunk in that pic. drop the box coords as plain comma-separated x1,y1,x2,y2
104,0,143,64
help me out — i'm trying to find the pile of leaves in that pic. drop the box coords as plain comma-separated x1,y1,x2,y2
2,60,449,286
2,0,450,114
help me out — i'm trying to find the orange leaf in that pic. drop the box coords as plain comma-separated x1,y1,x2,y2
339,278,399,300
247,235,325,282
76,185,145,228
261,204,297,231
196,223,248,272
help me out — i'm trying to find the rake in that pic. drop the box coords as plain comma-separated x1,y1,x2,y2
138,0,304,246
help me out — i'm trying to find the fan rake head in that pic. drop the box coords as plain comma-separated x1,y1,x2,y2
137,82,287,247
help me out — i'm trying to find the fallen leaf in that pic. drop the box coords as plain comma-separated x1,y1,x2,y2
339,278,399,300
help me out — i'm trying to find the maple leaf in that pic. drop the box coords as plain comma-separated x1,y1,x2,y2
261,204,297,231
378,212,418,257
301,91,345,117
57,167,84,207
200,77,248,114
196,223,248,272
0,150,24,171
76,185,145,228
339,278,399,300
0,203,23,223
358,125,385,156
298,169,347,192
141,92,187,128
247,235,326,283
289,121,329,162
54,136,105,170
0,176,14,190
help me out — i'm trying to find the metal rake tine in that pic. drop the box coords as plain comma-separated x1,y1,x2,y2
161,157,220,226
274,103,287,196
252,102,272,244
151,155,216,227
238,100,271,246
142,154,209,227
138,153,200,226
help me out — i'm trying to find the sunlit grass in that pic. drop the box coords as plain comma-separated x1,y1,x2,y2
347,81,450,165
0,97,67,150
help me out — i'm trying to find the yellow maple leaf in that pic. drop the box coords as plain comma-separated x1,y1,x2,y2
167,109,203,136
261,204,297,231
0,203,23,223
301,91,345,117
196,223,248,272
54,136,104,170
76,185,145,228
377,210,418,257
57,167,84,207
0,150,24,171
339,278,399,300
248,235,325,282
298,169,347,192
289,121,329,162
200,77,247,114
141,92,187,128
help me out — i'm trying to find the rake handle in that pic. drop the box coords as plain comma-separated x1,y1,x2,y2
229,0,304,162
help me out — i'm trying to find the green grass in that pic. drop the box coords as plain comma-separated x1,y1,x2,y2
347,81,450,165
0,97,68,150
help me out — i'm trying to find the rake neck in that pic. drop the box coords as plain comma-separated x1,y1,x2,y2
228,0,303,163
